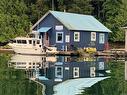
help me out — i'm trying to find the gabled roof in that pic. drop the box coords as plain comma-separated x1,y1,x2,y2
31,11,111,32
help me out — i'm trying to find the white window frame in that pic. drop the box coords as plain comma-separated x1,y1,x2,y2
65,35,70,43
55,66,63,78
99,62,104,70
90,67,96,77
56,32,63,43
74,32,80,42
91,32,96,41
99,33,105,44
73,67,79,78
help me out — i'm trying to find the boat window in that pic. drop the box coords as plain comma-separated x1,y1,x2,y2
39,35,41,39
29,34,35,38
29,40,32,44
33,40,35,46
13,40,16,43
22,40,27,44
17,40,22,43
37,40,40,44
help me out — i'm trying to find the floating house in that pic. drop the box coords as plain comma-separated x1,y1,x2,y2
31,11,111,51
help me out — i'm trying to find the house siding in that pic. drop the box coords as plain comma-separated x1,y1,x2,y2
69,31,108,51
33,13,109,51
34,13,70,50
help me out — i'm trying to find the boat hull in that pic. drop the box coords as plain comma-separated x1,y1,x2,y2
12,47,45,55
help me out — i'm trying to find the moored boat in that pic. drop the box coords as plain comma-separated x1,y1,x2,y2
8,31,57,55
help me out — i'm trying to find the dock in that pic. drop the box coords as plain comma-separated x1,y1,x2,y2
0,48,127,57
56,51,79,56
95,49,125,57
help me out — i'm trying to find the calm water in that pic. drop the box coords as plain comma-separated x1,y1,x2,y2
0,53,127,95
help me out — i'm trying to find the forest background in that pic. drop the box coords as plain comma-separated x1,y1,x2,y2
0,0,127,43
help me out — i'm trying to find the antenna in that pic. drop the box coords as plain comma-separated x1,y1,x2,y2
52,0,54,11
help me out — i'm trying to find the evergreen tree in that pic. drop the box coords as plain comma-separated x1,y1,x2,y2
0,0,30,41
58,0,93,15
101,0,126,42
28,0,49,24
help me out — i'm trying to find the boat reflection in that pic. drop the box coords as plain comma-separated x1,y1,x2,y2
8,54,56,80
8,55,109,95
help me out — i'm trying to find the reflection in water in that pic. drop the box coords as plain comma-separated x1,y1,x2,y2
0,54,42,95
8,55,110,95
79,59,127,95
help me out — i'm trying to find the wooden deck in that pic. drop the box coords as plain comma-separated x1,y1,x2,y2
56,51,79,56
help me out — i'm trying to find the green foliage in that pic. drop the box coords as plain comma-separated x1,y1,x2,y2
0,0,127,42
58,0,93,14
101,0,126,42
0,0,30,41
79,61,127,95
0,54,43,95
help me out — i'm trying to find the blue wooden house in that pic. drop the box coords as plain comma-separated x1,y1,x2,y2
31,11,111,51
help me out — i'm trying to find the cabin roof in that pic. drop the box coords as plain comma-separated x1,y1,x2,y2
32,11,111,33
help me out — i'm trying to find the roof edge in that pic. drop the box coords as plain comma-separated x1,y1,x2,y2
70,29,111,33
31,10,51,30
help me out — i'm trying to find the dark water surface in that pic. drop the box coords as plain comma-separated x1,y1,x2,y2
1,53,127,95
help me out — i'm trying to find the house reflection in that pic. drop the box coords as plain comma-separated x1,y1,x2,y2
8,55,109,95
8,54,56,79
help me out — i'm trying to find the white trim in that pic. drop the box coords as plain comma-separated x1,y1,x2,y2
55,66,63,78
91,32,96,41
56,32,64,43
74,32,80,42
65,35,70,43
99,33,105,44
73,67,79,78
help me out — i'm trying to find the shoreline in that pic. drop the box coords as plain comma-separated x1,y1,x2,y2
0,48,126,57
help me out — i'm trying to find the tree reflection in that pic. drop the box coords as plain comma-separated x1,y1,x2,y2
79,61,127,95
0,54,42,95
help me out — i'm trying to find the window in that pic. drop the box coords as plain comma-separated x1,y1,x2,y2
90,67,95,77
99,62,104,70
91,32,96,41
99,33,105,44
73,67,79,78
74,32,80,42
37,40,40,44
33,40,35,46
56,32,63,43
55,66,63,78
22,40,27,44
13,40,16,43
17,40,22,43
29,40,32,44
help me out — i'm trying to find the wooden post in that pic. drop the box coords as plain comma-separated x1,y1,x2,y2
125,30,127,52
123,27,127,53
